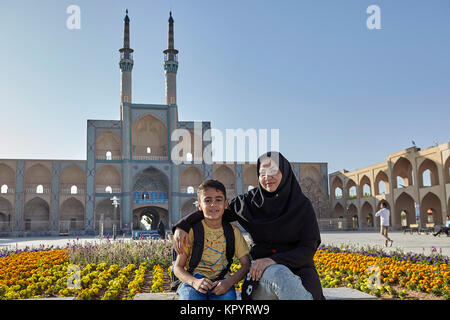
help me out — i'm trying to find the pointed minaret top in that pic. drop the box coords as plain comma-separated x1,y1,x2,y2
164,11,178,54
120,9,133,54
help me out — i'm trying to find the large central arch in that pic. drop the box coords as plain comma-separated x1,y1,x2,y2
132,206,169,231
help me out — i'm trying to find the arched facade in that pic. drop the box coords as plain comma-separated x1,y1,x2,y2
329,144,450,231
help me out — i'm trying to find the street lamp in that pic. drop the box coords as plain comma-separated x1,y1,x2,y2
111,196,120,239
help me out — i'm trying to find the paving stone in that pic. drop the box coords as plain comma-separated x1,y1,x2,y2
132,287,376,300
134,292,178,300
322,287,377,300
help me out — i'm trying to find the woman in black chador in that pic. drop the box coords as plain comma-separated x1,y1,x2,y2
172,151,325,300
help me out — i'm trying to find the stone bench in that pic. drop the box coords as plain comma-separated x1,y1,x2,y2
133,287,377,300
22,287,376,301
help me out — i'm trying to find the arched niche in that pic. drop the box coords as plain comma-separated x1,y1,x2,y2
132,114,168,159
95,131,122,160
392,157,413,188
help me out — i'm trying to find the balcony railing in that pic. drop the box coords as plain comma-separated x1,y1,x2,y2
180,186,197,194
96,187,121,194
96,155,122,161
120,52,133,61
0,188,15,195
132,155,168,161
60,188,85,195
24,188,51,195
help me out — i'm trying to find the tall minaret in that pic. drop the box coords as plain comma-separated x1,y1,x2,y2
119,9,134,120
163,12,179,105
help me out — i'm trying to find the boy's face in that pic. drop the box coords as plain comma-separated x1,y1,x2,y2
197,187,228,223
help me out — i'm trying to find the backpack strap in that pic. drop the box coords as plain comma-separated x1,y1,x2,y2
170,221,205,291
214,220,235,280
187,221,204,274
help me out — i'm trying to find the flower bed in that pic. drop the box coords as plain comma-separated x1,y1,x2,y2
315,244,449,300
0,241,448,300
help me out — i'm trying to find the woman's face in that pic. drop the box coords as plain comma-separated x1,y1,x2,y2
258,159,282,192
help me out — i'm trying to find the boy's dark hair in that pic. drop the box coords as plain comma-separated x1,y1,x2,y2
381,201,388,208
197,179,227,200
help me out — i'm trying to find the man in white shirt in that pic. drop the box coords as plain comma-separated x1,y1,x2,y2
375,201,393,247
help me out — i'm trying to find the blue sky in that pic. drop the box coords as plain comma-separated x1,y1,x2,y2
1,0,449,173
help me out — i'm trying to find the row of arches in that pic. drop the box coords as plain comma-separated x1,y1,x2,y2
0,196,86,232
331,156,450,200
0,163,86,196
0,196,167,233
331,191,448,230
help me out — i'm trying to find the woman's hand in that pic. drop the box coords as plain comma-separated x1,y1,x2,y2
211,278,233,296
249,258,276,281
173,228,189,255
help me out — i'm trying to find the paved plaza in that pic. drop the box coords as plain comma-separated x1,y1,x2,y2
0,230,449,257
320,231,450,257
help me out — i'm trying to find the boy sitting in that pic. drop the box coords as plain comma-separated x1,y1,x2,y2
173,179,250,300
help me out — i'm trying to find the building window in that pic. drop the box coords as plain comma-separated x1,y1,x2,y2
362,185,371,198
422,169,431,187
348,186,357,198
105,186,112,193
334,187,343,199
427,209,434,223
187,186,195,194
71,185,78,194
378,181,386,195
146,147,151,154
397,177,406,188
106,151,112,160
36,185,44,194
401,211,408,227
1,184,7,194
186,153,193,162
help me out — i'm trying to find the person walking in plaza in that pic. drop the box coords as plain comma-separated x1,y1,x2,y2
433,215,450,237
375,201,393,247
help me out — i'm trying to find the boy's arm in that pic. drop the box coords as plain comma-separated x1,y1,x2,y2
211,254,251,296
173,253,214,294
